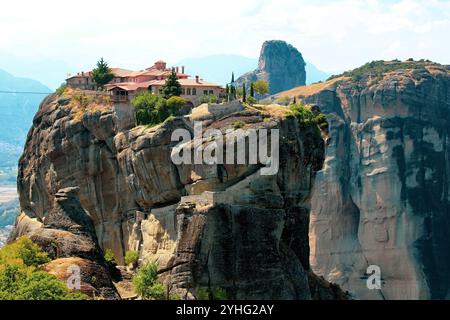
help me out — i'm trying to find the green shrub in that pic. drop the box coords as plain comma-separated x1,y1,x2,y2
104,249,116,265
132,262,166,300
199,95,218,104
0,237,50,267
196,287,228,300
276,96,291,106
169,293,182,300
132,93,188,127
196,288,209,300
246,96,257,105
166,96,189,116
0,237,86,300
287,103,328,134
124,251,139,266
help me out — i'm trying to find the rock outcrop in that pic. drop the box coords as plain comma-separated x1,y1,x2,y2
236,40,306,95
10,187,119,299
10,90,345,299
280,61,450,300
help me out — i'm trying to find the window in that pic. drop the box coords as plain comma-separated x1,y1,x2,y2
209,90,214,95
182,88,186,95
203,90,208,95
192,88,197,95
187,88,191,95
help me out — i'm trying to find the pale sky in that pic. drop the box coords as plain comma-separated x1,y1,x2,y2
1,0,449,86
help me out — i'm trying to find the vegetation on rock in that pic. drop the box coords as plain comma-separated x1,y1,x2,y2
0,237,86,300
199,94,218,104
124,251,139,266
132,93,190,127
64,89,112,122
55,83,68,96
196,287,228,300
132,262,166,300
104,248,117,265
287,103,328,132
276,96,292,106
327,59,432,83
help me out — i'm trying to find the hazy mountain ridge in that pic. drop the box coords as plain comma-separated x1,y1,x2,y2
0,69,50,186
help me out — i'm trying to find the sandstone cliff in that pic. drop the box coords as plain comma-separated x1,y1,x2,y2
236,40,306,95
10,90,345,299
277,61,450,300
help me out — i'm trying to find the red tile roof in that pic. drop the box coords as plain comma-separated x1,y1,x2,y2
105,78,223,92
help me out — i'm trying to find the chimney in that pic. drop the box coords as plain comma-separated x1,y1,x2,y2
182,66,185,74
195,75,200,83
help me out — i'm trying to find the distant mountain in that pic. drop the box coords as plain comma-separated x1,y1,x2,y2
0,69,51,186
305,62,332,84
0,55,73,90
177,54,330,86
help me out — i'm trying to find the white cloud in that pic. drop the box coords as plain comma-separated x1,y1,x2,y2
0,0,449,75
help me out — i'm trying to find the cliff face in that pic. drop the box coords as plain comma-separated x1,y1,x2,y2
11,91,343,299
236,40,306,95
303,62,450,300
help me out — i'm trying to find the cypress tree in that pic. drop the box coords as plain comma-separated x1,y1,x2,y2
250,82,255,98
242,83,246,103
229,72,237,100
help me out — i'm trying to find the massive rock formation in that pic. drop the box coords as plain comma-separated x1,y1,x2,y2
10,90,345,299
236,40,306,95
10,187,120,299
278,61,450,300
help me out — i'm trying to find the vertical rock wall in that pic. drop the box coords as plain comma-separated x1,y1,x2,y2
308,64,450,300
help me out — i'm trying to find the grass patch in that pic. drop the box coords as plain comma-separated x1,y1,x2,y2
63,89,112,122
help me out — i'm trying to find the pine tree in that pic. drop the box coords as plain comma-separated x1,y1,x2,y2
293,96,297,104
242,83,246,103
250,82,255,98
92,57,114,89
162,70,182,98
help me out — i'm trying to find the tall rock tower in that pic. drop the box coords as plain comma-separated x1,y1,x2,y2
236,40,306,95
